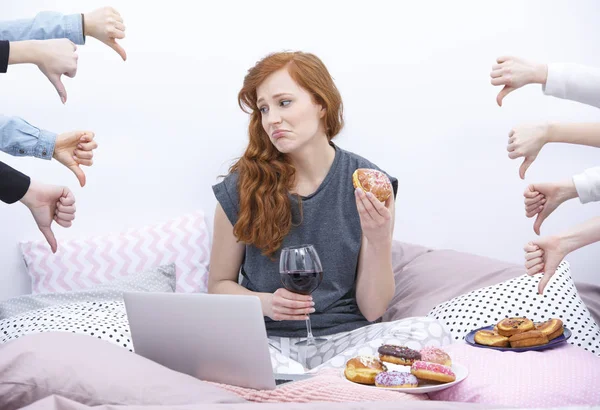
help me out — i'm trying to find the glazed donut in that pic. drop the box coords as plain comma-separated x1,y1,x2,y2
474,329,510,347
352,168,393,202
496,317,535,337
344,355,387,385
377,344,422,366
509,330,549,348
410,360,456,383
419,346,452,366
375,371,418,388
535,318,564,341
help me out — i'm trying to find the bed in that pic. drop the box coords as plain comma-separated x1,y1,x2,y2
1,212,599,410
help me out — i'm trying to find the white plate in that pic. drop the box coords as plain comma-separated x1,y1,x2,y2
341,362,468,394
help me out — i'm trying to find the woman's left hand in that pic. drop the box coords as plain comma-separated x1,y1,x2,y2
355,188,393,245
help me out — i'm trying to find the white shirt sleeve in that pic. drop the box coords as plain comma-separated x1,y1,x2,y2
543,63,600,109
573,167,600,204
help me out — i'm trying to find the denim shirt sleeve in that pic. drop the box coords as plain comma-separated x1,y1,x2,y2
0,115,56,160
0,11,85,45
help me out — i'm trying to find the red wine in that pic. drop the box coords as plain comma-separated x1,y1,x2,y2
280,270,323,295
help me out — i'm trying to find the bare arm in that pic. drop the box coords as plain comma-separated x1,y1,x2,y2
507,122,600,180
355,191,396,322
559,216,600,255
208,203,313,320
7,41,39,65
545,122,600,148
207,203,269,305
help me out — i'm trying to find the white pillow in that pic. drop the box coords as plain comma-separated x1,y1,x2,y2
427,261,600,356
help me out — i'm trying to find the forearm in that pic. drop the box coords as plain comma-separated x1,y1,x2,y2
553,177,582,204
559,217,600,255
209,278,272,317
546,123,600,148
355,239,395,322
0,11,84,44
7,40,41,65
0,115,55,160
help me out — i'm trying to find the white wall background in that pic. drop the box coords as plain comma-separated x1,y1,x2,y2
1,0,599,301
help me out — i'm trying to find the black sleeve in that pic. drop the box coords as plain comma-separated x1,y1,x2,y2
0,161,31,204
0,41,9,73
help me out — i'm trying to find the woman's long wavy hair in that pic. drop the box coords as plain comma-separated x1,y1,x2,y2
230,51,344,257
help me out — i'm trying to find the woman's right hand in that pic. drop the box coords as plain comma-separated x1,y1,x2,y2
264,288,315,321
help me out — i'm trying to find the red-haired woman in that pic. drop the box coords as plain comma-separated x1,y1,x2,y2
210,51,450,372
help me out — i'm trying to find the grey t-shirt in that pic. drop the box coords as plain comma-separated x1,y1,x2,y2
212,143,398,337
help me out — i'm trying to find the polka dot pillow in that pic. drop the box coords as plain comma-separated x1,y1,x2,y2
0,264,176,351
427,261,600,356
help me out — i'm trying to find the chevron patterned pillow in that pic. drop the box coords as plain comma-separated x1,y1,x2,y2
19,210,211,294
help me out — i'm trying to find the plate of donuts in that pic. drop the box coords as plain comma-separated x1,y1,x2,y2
342,345,468,393
465,317,571,352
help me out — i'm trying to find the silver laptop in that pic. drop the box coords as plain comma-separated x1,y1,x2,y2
123,292,312,390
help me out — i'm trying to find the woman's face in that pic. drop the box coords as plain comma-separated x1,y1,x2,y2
256,68,326,154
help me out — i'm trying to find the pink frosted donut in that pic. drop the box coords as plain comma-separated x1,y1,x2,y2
419,346,452,366
352,168,393,202
375,371,418,388
410,360,456,383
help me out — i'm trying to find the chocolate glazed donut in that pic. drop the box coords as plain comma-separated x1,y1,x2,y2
378,345,422,365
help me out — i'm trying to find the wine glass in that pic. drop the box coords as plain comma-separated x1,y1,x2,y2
279,244,326,346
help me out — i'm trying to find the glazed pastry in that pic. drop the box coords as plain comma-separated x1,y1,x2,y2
375,371,418,388
496,317,535,337
509,330,549,348
378,344,422,365
410,360,456,383
474,329,510,347
535,318,564,341
344,355,387,385
419,346,452,366
352,168,393,202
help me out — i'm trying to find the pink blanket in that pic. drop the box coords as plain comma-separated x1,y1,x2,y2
207,369,428,403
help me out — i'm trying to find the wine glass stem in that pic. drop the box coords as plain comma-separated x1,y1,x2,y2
305,314,315,344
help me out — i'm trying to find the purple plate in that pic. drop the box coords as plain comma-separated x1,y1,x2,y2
464,325,571,352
